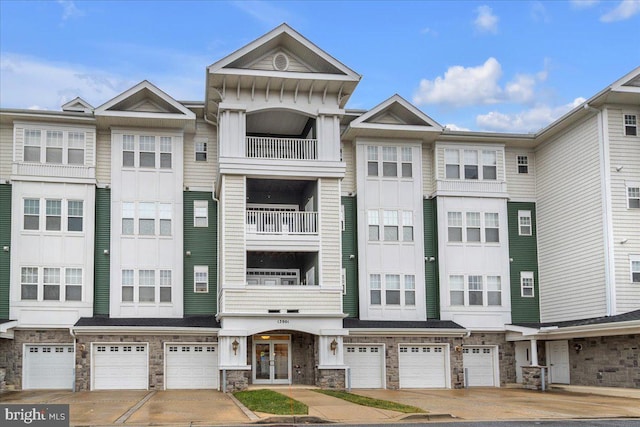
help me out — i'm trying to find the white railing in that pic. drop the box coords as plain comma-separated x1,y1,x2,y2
436,179,507,194
14,162,95,179
246,137,317,160
246,268,303,286
246,210,318,234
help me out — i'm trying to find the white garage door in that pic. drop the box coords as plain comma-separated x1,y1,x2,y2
463,347,496,387
23,345,74,390
399,345,448,388
166,344,219,389
344,345,384,388
92,344,148,390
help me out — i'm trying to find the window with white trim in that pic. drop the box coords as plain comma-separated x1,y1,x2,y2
449,275,464,305
65,268,82,301
122,269,134,302
123,135,135,167
122,203,135,235
194,266,209,293
466,212,481,242
160,137,172,168
485,213,499,243
21,267,38,300
521,271,534,297
517,155,529,174
159,270,172,302
446,148,499,180
24,130,42,162
518,210,532,235
46,131,63,163
22,198,84,233
67,132,85,165
23,199,40,230
402,211,413,241
401,147,412,177
468,275,483,306
627,186,640,209
367,146,378,176
448,212,463,242
448,210,500,243
483,150,497,180
385,274,400,305
195,139,207,161
67,200,83,232
139,203,155,235
46,200,62,231
22,128,87,165
445,149,460,179
370,274,381,305
138,270,155,302
194,200,208,227
632,259,640,283
368,210,379,241
43,267,60,300
21,266,83,301
464,150,479,179
382,147,398,177
383,210,399,241
624,114,637,136
139,136,156,167
159,203,172,236
487,276,501,305
404,275,415,306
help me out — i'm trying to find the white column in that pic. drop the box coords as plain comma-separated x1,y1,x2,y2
530,339,539,366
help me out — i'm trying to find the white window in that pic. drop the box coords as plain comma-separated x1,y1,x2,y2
159,203,172,236
468,275,483,306
65,268,82,301
517,155,529,174
404,275,415,306
194,200,208,227
43,267,60,300
402,211,413,241
367,146,378,176
464,150,479,180
518,210,532,235
382,147,398,177
370,274,381,305
466,212,481,242
24,129,42,162
449,275,464,305
67,200,83,232
195,139,207,161
122,270,134,302
67,132,85,165
160,137,172,169
484,213,499,243
448,212,463,242
368,210,379,241
445,149,460,179
194,266,209,293
23,199,40,230
46,131,63,163
340,204,345,231
122,202,135,235
122,135,135,167
624,114,637,136
139,136,156,168
385,274,400,305
45,200,62,231
401,147,412,178
628,186,640,209
139,270,155,302
383,210,399,241
521,271,535,297
632,260,640,283
21,267,38,300
487,276,501,306
139,203,155,235
159,270,172,302
482,150,497,180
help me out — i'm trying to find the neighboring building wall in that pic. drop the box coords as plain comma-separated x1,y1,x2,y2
183,117,217,190
422,144,435,196
341,141,356,195
341,196,358,317
507,202,540,323
0,124,12,178
606,107,640,315
424,197,439,319
183,191,217,315
93,187,110,315
505,147,536,201
536,115,607,322
319,178,342,288
0,184,10,319
95,130,111,185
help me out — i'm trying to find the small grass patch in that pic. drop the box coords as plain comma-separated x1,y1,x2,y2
315,389,426,413
233,389,308,415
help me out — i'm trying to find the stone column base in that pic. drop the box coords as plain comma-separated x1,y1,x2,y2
522,366,548,390
316,368,345,389
223,370,249,392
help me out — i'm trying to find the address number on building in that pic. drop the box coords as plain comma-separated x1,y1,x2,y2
277,319,290,324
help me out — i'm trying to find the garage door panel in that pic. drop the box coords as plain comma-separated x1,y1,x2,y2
93,344,148,390
24,345,74,390
165,344,218,389
344,345,384,389
463,347,496,387
399,345,447,388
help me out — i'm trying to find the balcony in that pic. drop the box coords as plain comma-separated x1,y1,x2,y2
246,210,318,235
246,137,317,160
436,179,507,195
13,162,95,181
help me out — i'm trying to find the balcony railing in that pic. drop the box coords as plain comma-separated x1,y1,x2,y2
436,179,507,194
246,210,318,235
246,268,307,286
246,137,318,160
13,162,95,180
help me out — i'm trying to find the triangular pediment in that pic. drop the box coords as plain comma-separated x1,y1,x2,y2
208,24,359,79
61,97,93,113
611,66,640,92
95,81,195,119
352,95,443,130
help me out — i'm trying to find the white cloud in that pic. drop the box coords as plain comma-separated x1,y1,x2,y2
230,1,295,27
57,0,84,21
601,0,640,22
570,0,599,9
444,123,471,131
476,97,587,133
420,27,438,37
531,2,551,23
474,5,499,34
413,58,547,107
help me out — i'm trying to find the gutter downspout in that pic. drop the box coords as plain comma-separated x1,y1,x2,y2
69,327,77,392
584,104,615,316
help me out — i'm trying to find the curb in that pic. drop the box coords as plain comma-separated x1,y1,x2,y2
399,412,456,421
226,392,261,422
255,415,331,424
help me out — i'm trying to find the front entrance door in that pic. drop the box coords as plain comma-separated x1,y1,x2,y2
514,341,531,384
253,335,290,384
547,340,570,384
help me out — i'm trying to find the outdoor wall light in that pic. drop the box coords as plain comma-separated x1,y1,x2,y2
349,254,355,259
454,345,462,352
330,338,338,355
2,246,9,252
232,339,239,355
574,343,583,353
186,250,192,256
103,249,109,255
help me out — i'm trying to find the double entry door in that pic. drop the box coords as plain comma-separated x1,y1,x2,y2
253,335,290,384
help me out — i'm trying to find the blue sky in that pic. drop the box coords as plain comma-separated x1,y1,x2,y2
1,0,638,132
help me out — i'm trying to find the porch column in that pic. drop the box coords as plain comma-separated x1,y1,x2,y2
317,329,348,389
218,332,251,392
530,339,539,366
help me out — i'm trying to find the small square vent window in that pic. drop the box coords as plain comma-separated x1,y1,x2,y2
273,53,289,71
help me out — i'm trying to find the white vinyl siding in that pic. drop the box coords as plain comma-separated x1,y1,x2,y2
221,288,342,313
184,118,218,189
422,144,435,195
221,175,246,285
320,178,342,288
341,141,356,195
95,130,112,185
536,114,606,321
505,147,535,200
607,108,640,314
0,125,12,179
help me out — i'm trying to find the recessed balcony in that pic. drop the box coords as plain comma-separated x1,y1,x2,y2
246,210,318,235
246,136,317,160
